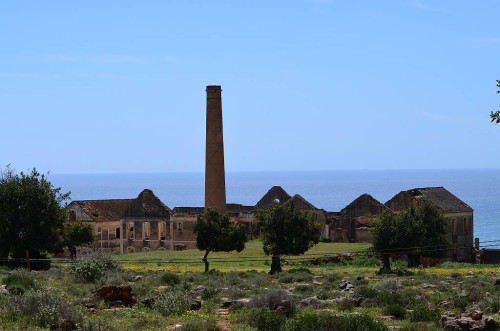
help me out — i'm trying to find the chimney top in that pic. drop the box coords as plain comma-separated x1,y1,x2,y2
206,85,221,91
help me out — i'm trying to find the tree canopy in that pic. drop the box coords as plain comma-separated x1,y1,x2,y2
194,208,247,272
372,204,450,272
490,79,500,124
0,166,70,259
256,202,320,274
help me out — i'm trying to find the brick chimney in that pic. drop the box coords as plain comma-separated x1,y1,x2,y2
205,85,226,212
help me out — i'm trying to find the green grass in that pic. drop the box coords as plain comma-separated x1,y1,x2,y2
115,240,371,272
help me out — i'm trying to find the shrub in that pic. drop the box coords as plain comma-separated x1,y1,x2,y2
383,304,407,319
334,314,388,331
161,272,181,286
374,278,399,293
247,308,286,331
151,289,191,316
289,312,387,331
286,310,337,331
201,288,219,300
278,270,313,284
70,252,121,283
2,269,36,295
180,316,221,331
7,288,82,328
491,300,500,314
409,305,440,322
249,290,295,317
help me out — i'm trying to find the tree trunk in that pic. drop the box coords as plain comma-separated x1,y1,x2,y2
380,253,391,273
407,254,421,268
203,250,210,272
269,254,282,274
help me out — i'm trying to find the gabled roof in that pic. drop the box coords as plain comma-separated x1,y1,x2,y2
283,194,317,210
70,199,134,222
123,189,171,218
256,186,292,210
386,187,473,213
340,193,390,217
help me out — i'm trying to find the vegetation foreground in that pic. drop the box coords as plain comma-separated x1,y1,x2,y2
0,242,499,331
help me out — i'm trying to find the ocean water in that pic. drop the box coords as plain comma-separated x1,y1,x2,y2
51,170,500,247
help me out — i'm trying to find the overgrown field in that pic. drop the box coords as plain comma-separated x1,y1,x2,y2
0,242,499,330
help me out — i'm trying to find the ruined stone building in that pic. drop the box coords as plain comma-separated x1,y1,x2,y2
68,189,171,254
385,187,474,262
329,194,390,243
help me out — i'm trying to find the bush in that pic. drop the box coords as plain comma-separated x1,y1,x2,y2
334,314,388,331
491,300,500,314
161,272,181,286
288,312,387,331
249,290,295,317
286,311,337,331
383,304,407,319
2,269,36,295
180,316,221,331
201,288,219,301
70,252,121,283
409,305,439,322
7,288,82,328
151,289,192,316
247,308,286,331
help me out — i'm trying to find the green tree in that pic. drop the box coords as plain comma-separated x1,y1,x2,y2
194,208,247,272
256,202,320,274
490,79,500,123
372,204,450,272
62,220,95,248
0,166,70,260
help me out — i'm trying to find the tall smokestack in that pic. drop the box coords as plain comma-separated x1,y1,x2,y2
205,85,226,212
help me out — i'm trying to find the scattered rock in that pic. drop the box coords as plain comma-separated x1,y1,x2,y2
221,298,251,308
351,294,363,306
132,275,142,282
82,299,97,310
190,285,206,296
95,285,137,306
216,309,230,316
467,271,474,276
299,296,323,308
421,283,438,289
0,285,8,295
468,309,483,321
190,300,202,310
438,301,451,308
141,296,159,308
440,311,500,331
338,280,355,292
495,278,500,286
275,299,294,315
356,275,364,281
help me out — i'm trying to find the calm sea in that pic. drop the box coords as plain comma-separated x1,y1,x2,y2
51,170,500,247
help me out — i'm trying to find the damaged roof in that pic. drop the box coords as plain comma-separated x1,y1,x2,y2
389,187,473,213
71,199,134,222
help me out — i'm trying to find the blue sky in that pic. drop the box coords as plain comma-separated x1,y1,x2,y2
1,0,499,173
